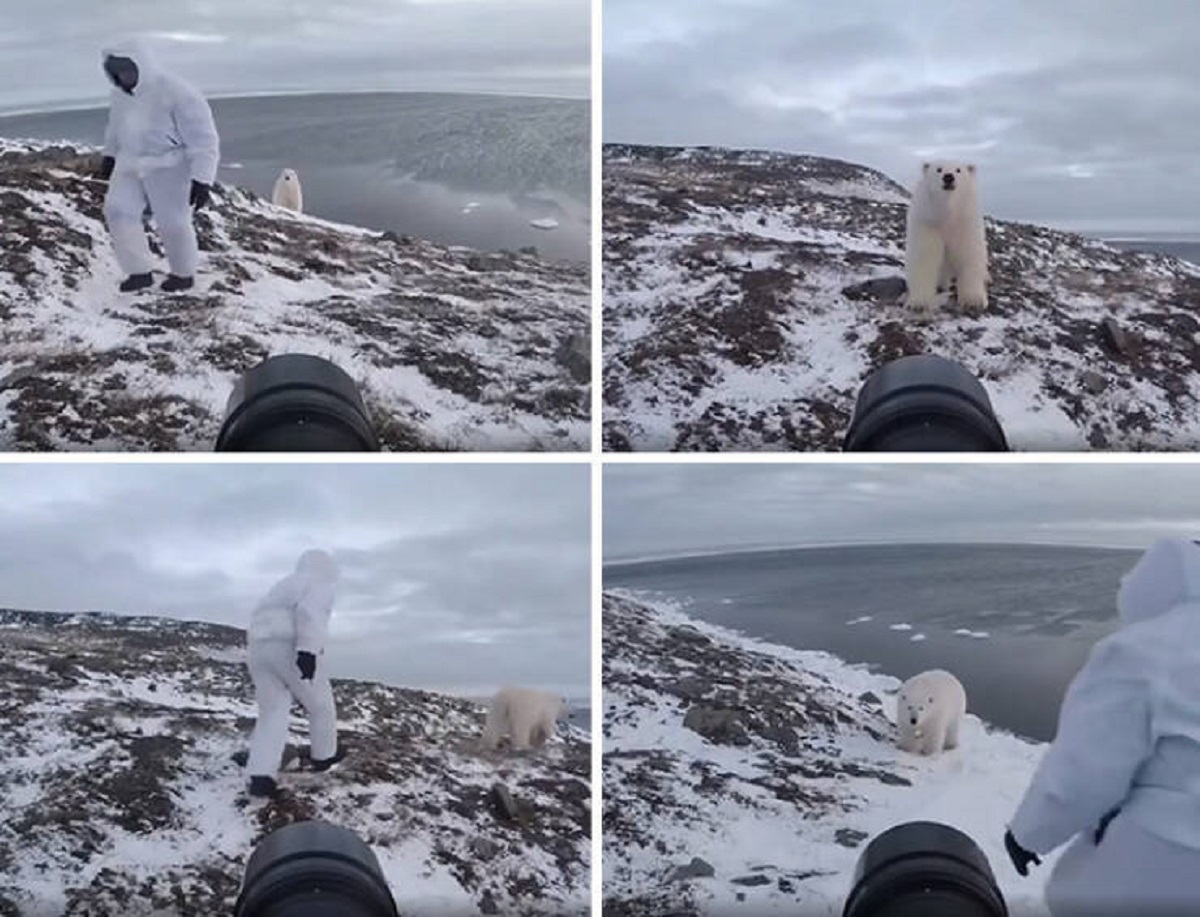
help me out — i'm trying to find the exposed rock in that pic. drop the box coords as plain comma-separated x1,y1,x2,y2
835,828,869,848
604,143,1200,451
0,608,590,916
0,139,589,451
1100,317,1131,355
489,781,522,823
667,857,715,882
730,874,772,887
555,332,592,384
1081,370,1108,395
843,276,908,303
682,705,750,746
604,592,925,916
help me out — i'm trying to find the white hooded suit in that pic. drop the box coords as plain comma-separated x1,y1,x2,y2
1009,537,1200,915
246,549,340,779
101,38,219,279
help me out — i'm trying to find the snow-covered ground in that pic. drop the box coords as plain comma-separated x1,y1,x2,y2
0,139,590,451
602,591,1057,917
602,143,1200,452
0,608,591,916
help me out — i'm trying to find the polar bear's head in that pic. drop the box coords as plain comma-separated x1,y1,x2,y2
917,160,978,223
280,169,298,184
897,686,938,734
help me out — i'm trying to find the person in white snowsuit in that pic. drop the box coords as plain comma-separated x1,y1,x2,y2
1005,537,1200,916
98,38,219,294
245,548,343,798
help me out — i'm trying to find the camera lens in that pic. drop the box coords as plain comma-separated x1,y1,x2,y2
843,821,1008,917
235,821,399,917
843,355,1008,452
216,354,381,452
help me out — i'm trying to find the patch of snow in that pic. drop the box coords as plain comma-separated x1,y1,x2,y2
604,592,1057,917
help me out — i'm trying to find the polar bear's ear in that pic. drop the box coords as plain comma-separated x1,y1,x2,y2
967,164,977,174
922,162,931,173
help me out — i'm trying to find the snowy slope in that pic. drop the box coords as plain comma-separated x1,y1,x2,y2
0,609,590,916
602,591,1056,917
0,140,590,451
602,143,1200,452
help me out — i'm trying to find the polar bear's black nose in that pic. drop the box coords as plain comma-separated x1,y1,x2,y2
910,716,918,725
942,173,955,189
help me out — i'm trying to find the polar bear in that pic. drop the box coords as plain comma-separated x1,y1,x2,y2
905,161,989,320
481,686,567,751
272,168,303,213
895,669,967,756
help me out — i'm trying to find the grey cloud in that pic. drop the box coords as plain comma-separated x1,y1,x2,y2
604,464,1200,561
0,0,588,111
0,463,590,696
604,0,1200,226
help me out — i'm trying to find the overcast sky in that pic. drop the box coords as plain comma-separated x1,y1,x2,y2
605,0,1200,232
0,463,590,698
605,463,1200,562
0,0,589,113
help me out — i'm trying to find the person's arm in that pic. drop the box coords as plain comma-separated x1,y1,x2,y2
1009,633,1154,855
98,105,118,179
294,579,335,656
102,106,118,159
173,81,220,185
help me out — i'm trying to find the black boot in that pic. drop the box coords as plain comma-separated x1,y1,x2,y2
161,274,194,293
119,272,154,293
310,746,347,772
248,775,281,798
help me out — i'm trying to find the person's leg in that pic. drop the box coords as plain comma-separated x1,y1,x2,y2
245,641,295,779
143,161,198,278
104,171,154,277
280,652,338,761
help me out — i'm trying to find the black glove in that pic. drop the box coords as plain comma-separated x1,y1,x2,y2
98,156,115,182
1004,829,1041,876
190,180,211,210
296,651,316,681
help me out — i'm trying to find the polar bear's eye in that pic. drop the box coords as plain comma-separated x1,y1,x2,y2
936,167,943,173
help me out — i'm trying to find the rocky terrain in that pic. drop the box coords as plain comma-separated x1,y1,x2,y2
0,139,590,451
0,608,591,916
602,591,1052,917
602,143,1200,451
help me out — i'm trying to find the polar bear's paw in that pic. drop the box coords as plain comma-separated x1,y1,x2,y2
956,283,989,315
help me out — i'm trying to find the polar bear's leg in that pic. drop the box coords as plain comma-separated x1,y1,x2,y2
937,250,954,294
949,225,989,314
921,719,948,755
481,696,509,750
943,714,960,750
905,226,945,321
508,700,536,750
529,710,550,747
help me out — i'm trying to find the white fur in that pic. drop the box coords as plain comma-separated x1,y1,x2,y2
272,168,303,213
481,686,566,751
905,160,989,320
896,669,967,756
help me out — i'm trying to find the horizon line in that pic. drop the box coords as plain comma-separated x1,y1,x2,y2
0,86,589,119
604,538,1143,568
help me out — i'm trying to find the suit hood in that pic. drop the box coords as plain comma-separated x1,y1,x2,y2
1117,537,1200,625
101,37,161,94
295,549,339,585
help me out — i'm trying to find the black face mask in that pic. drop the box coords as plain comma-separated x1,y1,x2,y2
104,55,139,94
